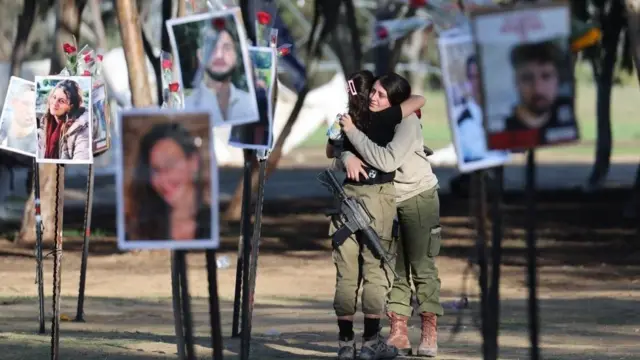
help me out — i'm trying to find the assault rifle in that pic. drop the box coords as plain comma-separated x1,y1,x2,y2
318,169,398,279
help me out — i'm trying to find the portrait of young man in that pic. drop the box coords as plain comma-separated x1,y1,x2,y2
168,11,259,126
499,40,578,149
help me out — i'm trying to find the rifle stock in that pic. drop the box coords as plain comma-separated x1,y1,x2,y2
319,169,398,279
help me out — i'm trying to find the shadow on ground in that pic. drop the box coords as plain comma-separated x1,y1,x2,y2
1,294,639,360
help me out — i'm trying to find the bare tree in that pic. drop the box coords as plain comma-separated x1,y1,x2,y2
115,0,153,107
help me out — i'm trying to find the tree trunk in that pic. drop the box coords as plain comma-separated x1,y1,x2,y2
9,0,37,77
623,0,640,219
17,0,87,245
115,0,153,107
89,0,107,50
587,0,623,189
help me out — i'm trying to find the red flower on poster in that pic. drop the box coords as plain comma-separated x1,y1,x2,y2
168,82,180,92
162,59,173,69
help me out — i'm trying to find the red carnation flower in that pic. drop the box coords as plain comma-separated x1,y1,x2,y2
257,11,271,25
63,43,76,54
168,82,180,92
375,26,388,40
97,54,103,61
213,18,225,30
83,54,92,63
162,59,173,69
83,70,91,76
277,45,291,57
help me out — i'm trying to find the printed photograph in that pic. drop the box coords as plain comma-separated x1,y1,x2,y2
116,109,219,251
438,34,511,173
34,75,93,164
92,84,111,155
0,77,37,157
228,46,276,150
166,9,260,126
471,3,579,150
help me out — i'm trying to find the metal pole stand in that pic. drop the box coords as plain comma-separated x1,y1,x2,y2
240,149,269,360
75,164,95,322
32,159,45,334
486,166,505,360
206,250,224,359
472,170,490,359
525,150,540,360
51,164,65,360
171,251,196,360
232,150,255,338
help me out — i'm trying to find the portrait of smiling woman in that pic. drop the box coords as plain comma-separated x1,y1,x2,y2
35,76,92,164
117,110,218,251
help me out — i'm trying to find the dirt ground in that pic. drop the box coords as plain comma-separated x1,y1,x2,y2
1,190,639,360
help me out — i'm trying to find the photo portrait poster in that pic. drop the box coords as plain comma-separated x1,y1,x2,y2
438,34,511,173
34,75,93,165
471,2,579,151
228,46,277,150
115,109,220,251
0,77,38,157
166,8,260,126
92,84,111,155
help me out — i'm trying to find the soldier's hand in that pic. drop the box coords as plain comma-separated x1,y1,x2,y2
345,156,368,181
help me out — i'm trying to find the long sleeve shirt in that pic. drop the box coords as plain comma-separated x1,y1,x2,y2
339,114,438,203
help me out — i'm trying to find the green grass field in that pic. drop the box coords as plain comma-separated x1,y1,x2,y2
299,82,640,158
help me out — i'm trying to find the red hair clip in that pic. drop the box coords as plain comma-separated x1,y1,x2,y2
347,79,357,96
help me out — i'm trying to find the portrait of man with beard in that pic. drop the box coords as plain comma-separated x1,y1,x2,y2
501,40,578,149
168,11,259,126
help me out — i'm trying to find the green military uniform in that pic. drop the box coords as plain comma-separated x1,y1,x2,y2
330,182,397,317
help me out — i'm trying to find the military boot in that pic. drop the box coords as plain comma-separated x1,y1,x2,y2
416,312,437,357
385,312,411,356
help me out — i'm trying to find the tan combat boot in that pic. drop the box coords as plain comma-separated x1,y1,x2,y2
385,312,412,356
417,312,437,357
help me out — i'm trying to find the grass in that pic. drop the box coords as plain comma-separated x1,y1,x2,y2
299,81,640,158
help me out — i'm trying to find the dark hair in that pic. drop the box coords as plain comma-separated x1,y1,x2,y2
465,55,477,79
376,72,411,106
510,40,563,70
346,70,375,130
128,122,202,240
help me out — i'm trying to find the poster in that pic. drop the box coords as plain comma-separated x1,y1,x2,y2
115,108,219,250
34,75,93,164
92,84,111,155
438,34,511,173
166,8,260,126
0,77,37,157
228,46,276,150
471,2,579,150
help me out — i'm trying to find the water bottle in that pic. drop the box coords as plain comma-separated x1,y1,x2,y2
216,255,230,269
327,113,344,141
